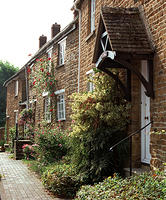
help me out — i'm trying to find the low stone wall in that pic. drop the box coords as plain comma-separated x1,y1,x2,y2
0,127,5,141
150,133,166,171
14,140,32,160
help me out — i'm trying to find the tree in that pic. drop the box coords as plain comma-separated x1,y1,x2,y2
0,61,18,127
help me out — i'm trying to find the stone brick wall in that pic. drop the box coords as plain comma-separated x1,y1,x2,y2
150,133,166,170
28,22,79,130
76,0,165,167
6,70,27,142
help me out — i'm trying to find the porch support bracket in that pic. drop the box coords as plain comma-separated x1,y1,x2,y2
96,51,154,100
101,67,131,101
114,58,154,99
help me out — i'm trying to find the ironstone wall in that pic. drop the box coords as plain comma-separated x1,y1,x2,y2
150,133,166,170
76,0,166,168
0,127,5,142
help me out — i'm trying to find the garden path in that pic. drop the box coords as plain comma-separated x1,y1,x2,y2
0,152,67,200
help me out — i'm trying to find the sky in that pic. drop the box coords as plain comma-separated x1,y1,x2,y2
0,0,74,68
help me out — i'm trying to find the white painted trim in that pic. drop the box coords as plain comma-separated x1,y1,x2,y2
54,89,65,95
15,80,18,96
29,99,37,104
86,69,94,75
42,91,49,97
46,46,53,53
141,60,151,164
58,36,67,44
30,63,34,69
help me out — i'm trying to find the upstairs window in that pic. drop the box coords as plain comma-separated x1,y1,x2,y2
15,80,18,96
91,0,95,32
14,110,18,124
47,47,53,72
58,38,66,66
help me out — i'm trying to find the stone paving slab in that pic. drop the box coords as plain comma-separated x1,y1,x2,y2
0,152,67,200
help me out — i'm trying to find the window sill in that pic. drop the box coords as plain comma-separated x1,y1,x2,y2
86,30,95,42
46,120,51,124
57,118,66,122
56,64,64,69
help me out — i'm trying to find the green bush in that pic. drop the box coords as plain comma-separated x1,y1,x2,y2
34,124,68,164
22,144,38,160
70,72,130,183
75,171,166,200
42,163,81,198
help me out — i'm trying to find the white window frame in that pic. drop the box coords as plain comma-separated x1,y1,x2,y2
14,110,18,124
15,80,18,96
55,89,66,121
47,47,53,72
44,95,51,123
58,38,66,65
86,69,94,92
91,0,95,32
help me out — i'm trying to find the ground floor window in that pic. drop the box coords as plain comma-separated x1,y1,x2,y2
55,89,66,121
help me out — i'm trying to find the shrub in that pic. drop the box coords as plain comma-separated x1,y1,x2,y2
42,163,81,198
34,124,68,164
75,171,166,200
22,144,38,160
70,71,130,182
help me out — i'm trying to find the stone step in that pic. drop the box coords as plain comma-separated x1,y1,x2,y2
124,167,150,177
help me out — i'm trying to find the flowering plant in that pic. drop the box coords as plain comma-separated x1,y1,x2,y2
22,144,34,160
28,58,57,98
19,108,33,125
34,122,68,164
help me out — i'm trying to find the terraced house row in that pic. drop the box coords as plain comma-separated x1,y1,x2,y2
4,0,166,172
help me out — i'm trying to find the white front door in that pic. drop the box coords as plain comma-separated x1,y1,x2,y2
141,60,151,164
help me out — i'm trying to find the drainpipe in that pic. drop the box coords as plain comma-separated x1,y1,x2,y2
74,3,81,93
25,66,29,109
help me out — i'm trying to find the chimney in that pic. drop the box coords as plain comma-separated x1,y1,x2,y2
51,23,61,38
39,35,47,48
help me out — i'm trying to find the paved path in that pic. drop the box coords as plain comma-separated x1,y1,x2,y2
0,152,64,200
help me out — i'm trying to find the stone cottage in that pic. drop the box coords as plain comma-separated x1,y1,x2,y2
4,17,79,141
26,19,79,130
3,67,27,142
72,0,166,171
4,0,166,172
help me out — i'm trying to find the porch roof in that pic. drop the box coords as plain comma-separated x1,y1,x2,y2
93,7,154,63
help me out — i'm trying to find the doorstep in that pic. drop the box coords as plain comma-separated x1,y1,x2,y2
124,166,150,177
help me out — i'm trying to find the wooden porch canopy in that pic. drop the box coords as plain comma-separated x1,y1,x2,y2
93,7,154,101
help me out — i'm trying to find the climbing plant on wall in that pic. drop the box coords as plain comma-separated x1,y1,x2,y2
27,57,57,118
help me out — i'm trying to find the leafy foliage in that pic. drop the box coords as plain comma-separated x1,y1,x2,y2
70,71,130,182
34,123,68,164
0,61,18,127
42,163,81,198
75,171,166,200
22,144,38,160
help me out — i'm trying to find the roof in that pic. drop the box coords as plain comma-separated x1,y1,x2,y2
25,17,78,66
3,66,25,87
93,7,154,62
